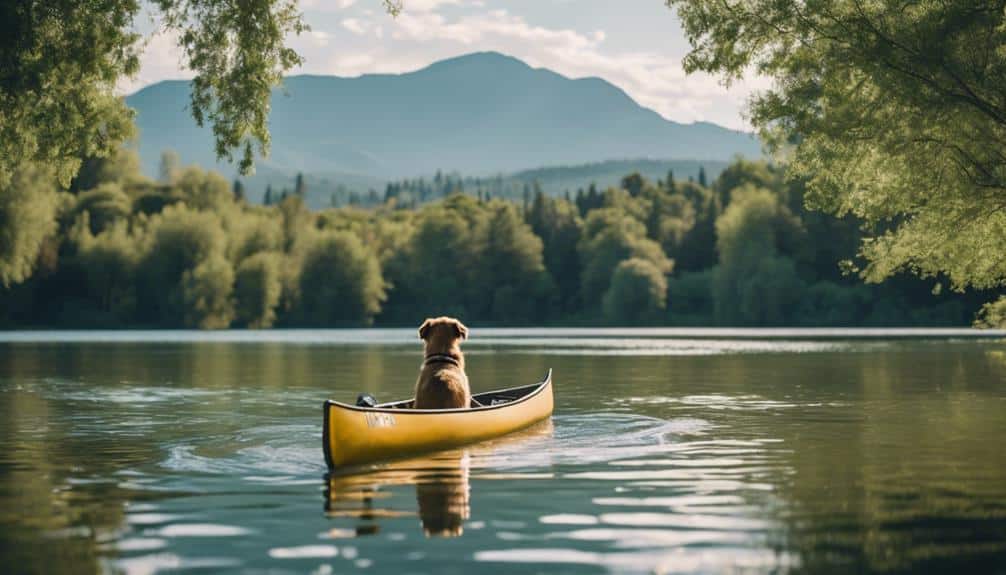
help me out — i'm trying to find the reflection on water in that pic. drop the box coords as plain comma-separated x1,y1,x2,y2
0,330,1004,574
325,421,554,538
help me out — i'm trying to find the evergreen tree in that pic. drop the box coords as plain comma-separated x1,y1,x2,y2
263,184,273,206
621,173,645,197
232,179,245,202
698,166,707,187
294,172,307,197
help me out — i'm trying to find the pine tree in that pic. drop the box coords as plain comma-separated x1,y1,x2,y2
232,179,245,202
666,169,676,193
263,184,273,206
587,183,600,212
294,172,307,197
698,166,707,187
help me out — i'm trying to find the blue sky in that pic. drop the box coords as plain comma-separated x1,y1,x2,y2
125,0,766,131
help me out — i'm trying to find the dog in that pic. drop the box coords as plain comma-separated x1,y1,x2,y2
414,317,471,409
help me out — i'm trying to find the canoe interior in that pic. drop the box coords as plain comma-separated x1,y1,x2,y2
372,374,549,411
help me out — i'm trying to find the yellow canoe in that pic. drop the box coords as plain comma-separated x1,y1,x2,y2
323,369,553,468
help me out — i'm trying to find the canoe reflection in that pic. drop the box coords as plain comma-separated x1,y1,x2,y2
324,420,553,538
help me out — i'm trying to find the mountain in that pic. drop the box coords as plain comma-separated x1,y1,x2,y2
126,51,760,181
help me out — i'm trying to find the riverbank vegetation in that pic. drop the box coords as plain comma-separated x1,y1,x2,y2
0,151,995,328
665,0,1006,327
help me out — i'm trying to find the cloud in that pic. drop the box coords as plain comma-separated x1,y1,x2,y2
308,30,331,46
403,0,464,12
341,18,367,35
117,29,189,94
301,0,357,12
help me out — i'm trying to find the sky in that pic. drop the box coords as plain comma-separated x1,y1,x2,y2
123,0,767,131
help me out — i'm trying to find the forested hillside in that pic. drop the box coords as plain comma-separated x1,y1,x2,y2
0,151,991,328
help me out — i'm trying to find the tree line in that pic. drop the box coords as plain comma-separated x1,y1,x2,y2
0,149,997,329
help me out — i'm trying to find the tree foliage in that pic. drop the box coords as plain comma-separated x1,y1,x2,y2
72,222,140,319
296,231,386,326
0,152,991,328
603,258,668,324
234,251,283,329
139,205,228,325
713,186,805,325
0,164,59,286
666,0,1006,295
181,253,235,329
975,297,1006,329
579,206,672,305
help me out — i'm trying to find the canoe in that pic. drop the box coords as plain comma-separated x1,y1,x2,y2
323,369,553,468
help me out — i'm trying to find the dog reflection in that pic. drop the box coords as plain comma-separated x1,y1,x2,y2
324,420,553,538
325,450,470,538
414,453,470,537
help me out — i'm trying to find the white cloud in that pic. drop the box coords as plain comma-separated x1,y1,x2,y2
308,30,331,46
403,0,464,12
301,0,357,12
341,18,367,35
117,29,189,95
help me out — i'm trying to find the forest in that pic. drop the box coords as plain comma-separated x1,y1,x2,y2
0,149,996,329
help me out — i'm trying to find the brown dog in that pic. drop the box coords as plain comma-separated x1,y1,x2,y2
414,317,471,409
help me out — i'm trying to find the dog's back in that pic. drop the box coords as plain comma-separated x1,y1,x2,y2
414,364,470,409
414,317,471,410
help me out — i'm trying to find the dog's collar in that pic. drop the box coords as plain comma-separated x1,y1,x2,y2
424,353,461,367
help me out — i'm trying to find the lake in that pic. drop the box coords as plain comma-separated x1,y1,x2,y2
1,329,1005,574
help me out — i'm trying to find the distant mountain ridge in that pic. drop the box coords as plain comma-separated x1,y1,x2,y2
126,51,760,180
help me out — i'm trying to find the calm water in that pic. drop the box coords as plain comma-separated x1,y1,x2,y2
2,329,1005,574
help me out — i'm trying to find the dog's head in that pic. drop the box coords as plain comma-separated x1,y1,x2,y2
418,316,468,351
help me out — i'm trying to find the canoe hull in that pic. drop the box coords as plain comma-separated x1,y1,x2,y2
323,370,553,468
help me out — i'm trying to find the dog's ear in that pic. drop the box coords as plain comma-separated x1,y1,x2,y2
452,319,468,340
418,318,434,340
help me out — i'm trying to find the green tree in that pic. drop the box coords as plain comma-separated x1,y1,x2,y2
0,164,59,286
621,173,645,197
73,183,132,235
71,221,140,320
181,253,234,329
71,148,145,194
712,186,804,325
173,166,233,212
712,159,781,207
296,231,386,326
234,251,282,328
527,193,583,312
137,205,228,325
480,202,554,322
230,210,284,263
603,258,668,324
667,0,1006,300
671,181,719,272
579,207,672,307
0,1,405,287
974,297,1006,329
